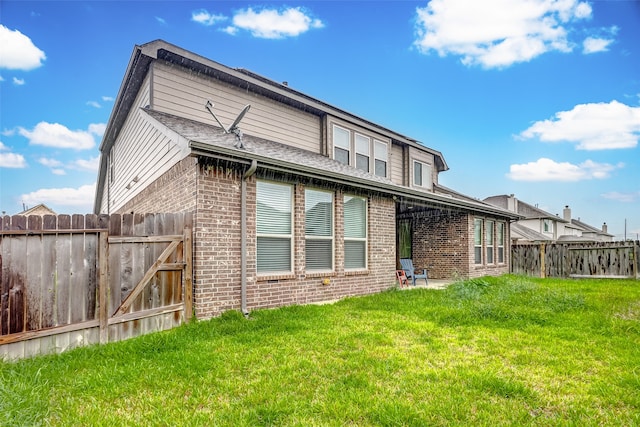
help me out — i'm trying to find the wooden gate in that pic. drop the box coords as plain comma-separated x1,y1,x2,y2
0,213,192,360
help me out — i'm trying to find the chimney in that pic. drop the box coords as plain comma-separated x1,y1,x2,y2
563,205,571,221
602,222,608,233
507,194,518,212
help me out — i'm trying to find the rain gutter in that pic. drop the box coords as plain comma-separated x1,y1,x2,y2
189,141,520,220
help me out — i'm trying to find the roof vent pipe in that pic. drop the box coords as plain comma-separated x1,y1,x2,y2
241,159,257,318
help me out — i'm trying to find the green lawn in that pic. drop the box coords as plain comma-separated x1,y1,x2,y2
2,275,639,426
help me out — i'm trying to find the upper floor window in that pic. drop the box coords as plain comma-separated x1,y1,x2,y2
332,124,389,177
474,218,483,264
344,195,367,270
413,161,432,189
543,219,553,234
305,189,334,271
355,134,370,173
257,181,293,274
333,125,350,166
374,140,387,178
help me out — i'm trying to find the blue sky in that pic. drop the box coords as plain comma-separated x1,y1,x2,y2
1,0,639,240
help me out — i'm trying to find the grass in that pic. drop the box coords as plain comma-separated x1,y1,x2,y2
1,275,639,426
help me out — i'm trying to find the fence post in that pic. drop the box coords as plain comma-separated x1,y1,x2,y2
98,231,109,344
540,243,546,278
183,227,193,321
633,240,640,279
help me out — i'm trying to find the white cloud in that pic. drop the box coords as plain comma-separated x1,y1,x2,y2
0,25,46,70
583,37,613,54
507,158,622,182
38,157,63,168
155,16,166,25
230,7,324,39
13,77,25,85
20,183,96,210
0,141,27,168
72,156,100,172
86,100,101,108
102,96,114,102
52,168,66,176
88,123,106,137
519,101,640,150
601,191,640,203
191,9,227,26
0,75,4,82
19,122,97,150
0,152,27,168
414,0,594,68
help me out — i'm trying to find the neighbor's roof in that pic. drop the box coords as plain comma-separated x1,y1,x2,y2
17,203,56,216
484,195,567,221
143,108,519,219
510,223,552,242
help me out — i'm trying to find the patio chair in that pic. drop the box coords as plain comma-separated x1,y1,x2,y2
395,270,409,288
400,258,428,286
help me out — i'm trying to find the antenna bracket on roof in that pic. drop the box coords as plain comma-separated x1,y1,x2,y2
205,100,251,149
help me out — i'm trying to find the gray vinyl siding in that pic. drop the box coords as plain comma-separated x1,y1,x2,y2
103,74,190,213
390,143,404,186
151,61,321,153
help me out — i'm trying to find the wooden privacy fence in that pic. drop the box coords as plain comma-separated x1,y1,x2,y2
511,241,640,279
0,213,192,360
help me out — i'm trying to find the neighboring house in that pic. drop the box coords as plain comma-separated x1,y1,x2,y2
94,40,519,319
17,204,57,216
484,195,612,243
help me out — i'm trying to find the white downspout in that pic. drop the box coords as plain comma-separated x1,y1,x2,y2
241,159,257,317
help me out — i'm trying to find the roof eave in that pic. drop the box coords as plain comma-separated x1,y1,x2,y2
189,140,516,219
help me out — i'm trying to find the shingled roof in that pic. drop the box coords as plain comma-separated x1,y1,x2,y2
143,108,519,219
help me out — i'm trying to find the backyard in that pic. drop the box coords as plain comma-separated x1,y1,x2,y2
1,275,639,426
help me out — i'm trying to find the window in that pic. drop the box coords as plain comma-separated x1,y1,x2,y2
344,195,367,269
257,181,293,274
413,161,432,189
374,140,387,178
305,189,333,271
474,218,483,264
497,222,505,263
543,219,553,234
486,220,494,264
333,126,350,165
398,219,412,259
355,134,370,172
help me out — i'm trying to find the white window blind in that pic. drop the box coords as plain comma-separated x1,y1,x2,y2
414,160,432,189
355,134,370,172
257,181,292,273
344,195,367,269
374,140,387,177
305,189,333,271
333,125,350,165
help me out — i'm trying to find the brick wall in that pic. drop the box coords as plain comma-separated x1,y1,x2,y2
117,157,197,214
467,215,510,278
243,190,396,314
409,210,510,280
412,210,470,279
191,162,245,318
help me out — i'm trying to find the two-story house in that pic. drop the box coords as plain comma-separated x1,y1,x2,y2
95,40,518,319
484,195,612,243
